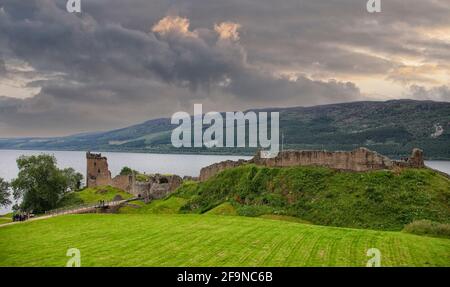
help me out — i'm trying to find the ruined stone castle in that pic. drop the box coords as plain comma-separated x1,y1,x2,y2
87,147,425,196
86,152,182,199
199,148,425,181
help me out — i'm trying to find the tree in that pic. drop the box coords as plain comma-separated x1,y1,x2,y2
11,154,83,213
62,168,84,191
0,177,11,208
120,166,135,176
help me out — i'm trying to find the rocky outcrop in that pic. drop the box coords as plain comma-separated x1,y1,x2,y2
199,148,425,181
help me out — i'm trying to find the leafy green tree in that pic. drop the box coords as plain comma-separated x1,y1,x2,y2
62,168,84,191
11,154,83,213
120,166,134,176
12,204,20,212
0,177,11,208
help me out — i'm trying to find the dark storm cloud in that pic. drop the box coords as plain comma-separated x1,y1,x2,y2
0,0,449,136
181,0,450,76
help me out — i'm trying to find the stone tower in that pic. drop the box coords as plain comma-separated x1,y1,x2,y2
86,152,112,187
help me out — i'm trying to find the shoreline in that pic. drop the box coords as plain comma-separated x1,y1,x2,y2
0,147,449,161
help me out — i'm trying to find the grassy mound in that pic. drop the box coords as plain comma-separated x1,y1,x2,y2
205,202,237,216
403,220,450,239
58,186,133,208
0,214,449,267
175,165,450,231
118,197,187,214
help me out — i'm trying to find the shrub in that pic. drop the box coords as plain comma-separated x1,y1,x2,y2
119,167,134,176
403,220,450,239
236,204,274,217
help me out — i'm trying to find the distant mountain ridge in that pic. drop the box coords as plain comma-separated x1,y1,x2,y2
1,99,449,159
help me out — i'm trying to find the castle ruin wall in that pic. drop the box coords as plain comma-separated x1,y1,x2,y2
199,148,424,181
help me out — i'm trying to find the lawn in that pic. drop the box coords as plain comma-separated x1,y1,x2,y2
0,214,449,267
0,217,11,225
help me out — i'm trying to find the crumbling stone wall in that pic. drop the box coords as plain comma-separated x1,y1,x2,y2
253,148,393,171
130,174,183,199
199,159,248,181
199,148,425,181
112,175,133,192
408,148,425,168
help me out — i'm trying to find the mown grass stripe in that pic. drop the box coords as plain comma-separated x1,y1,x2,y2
0,214,449,267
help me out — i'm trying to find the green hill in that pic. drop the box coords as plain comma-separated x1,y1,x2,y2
118,196,186,214
1,100,449,159
174,165,450,231
57,186,133,208
0,214,449,267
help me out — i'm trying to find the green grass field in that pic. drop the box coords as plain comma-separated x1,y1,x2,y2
0,214,449,267
0,217,12,225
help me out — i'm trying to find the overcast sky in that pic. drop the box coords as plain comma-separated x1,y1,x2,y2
0,0,449,137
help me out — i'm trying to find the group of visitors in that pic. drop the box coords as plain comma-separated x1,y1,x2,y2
12,213,31,222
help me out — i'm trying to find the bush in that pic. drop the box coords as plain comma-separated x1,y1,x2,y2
403,220,450,239
120,166,135,176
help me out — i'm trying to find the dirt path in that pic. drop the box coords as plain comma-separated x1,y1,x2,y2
0,214,53,228
0,198,136,228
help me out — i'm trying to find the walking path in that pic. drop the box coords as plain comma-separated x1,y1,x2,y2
0,198,139,228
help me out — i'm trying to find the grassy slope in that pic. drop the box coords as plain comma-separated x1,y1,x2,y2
0,214,449,267
0,213,13,225
175,165,450,231
118,197,187,214
120,199,313,225
58,186,133,208
0,217,12,225
205,202,237,216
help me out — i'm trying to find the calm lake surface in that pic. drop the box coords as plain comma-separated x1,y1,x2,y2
1,149,449,214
